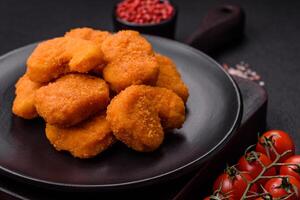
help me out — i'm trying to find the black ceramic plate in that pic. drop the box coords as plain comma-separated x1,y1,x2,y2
0,36,242,191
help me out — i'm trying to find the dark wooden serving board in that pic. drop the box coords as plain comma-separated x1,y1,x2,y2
0,76,267,200
173,77,267,200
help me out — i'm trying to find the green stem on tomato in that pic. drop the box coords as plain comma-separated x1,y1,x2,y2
240,142,292,200
273,163,300,167
244,192,269,199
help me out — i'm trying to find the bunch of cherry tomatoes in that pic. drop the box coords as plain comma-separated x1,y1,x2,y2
204,130,300,200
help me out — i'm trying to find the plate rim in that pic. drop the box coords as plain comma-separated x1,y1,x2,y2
0,35,243,190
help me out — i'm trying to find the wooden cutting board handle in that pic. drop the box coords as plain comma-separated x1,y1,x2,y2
185,4,245,55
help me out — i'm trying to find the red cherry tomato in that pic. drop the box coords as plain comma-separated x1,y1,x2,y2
264,176,300,200
238,152,276,186
280,155,300,182
213,166,258,199
256,130,295,162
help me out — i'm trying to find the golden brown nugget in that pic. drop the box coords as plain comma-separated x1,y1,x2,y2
155,53,189,103
103,55,159,92
149,87,186,130
12,74,44,119
65,28,111,75
65,27,110,46
102,30,159,92
46,113,115,159
27,37,105,83
35,74,109,127
106,85,185,152
101,30,153,61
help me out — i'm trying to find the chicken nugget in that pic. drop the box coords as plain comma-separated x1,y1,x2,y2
149,87,186,130
46,113,115,159
101,30,153,61
106,85,185,152
101,30,159,92
155,53,189,103
65,27,110,46
27,37,105,83
12,73,44,119
103,55,159,92
65,28,111,75
35,74,109,127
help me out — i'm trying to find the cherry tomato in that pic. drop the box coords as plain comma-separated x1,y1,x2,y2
264,176,300,200
256,130,295,162
280,155,300,182
213,166,258,199
238,152,276,186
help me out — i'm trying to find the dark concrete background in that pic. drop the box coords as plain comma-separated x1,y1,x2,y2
0,0,299,199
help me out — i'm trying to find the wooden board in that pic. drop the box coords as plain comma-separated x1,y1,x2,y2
173,77,267,200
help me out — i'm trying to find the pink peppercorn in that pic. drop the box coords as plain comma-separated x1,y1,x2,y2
116,0,174,24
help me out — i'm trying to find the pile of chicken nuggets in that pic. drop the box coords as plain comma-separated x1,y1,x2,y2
12,28,189,159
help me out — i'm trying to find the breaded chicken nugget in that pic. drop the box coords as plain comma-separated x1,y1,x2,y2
65,27,110,46
65,28,111,75
27,37,105,83
150,87,186,130
104,55,159,92
155,53,189,103
35,74,109,127
102,30,159,92
101,30,152,61
12,73,44,119
46,113,115,159
106,85,185,152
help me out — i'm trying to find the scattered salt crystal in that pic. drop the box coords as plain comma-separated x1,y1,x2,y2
222,62,265,87
259,81,265,86
236,65,246,71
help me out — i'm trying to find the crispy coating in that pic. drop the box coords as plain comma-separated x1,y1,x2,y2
35,74,109,127
150,87,186,129
46,113,115,159
102,30,159,92
101,30,153,61
104,55,159,92
155,53,189,103
12,73,44,119
27,37,105,83
65,27,110,46
65,28,111,75
106,85,185,152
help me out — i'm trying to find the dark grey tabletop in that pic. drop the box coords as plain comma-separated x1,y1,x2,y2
0,0,299,199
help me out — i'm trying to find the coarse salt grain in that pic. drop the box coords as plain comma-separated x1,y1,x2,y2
223,62,265,86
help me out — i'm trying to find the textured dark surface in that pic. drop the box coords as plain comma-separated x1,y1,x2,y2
0,0,299,199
